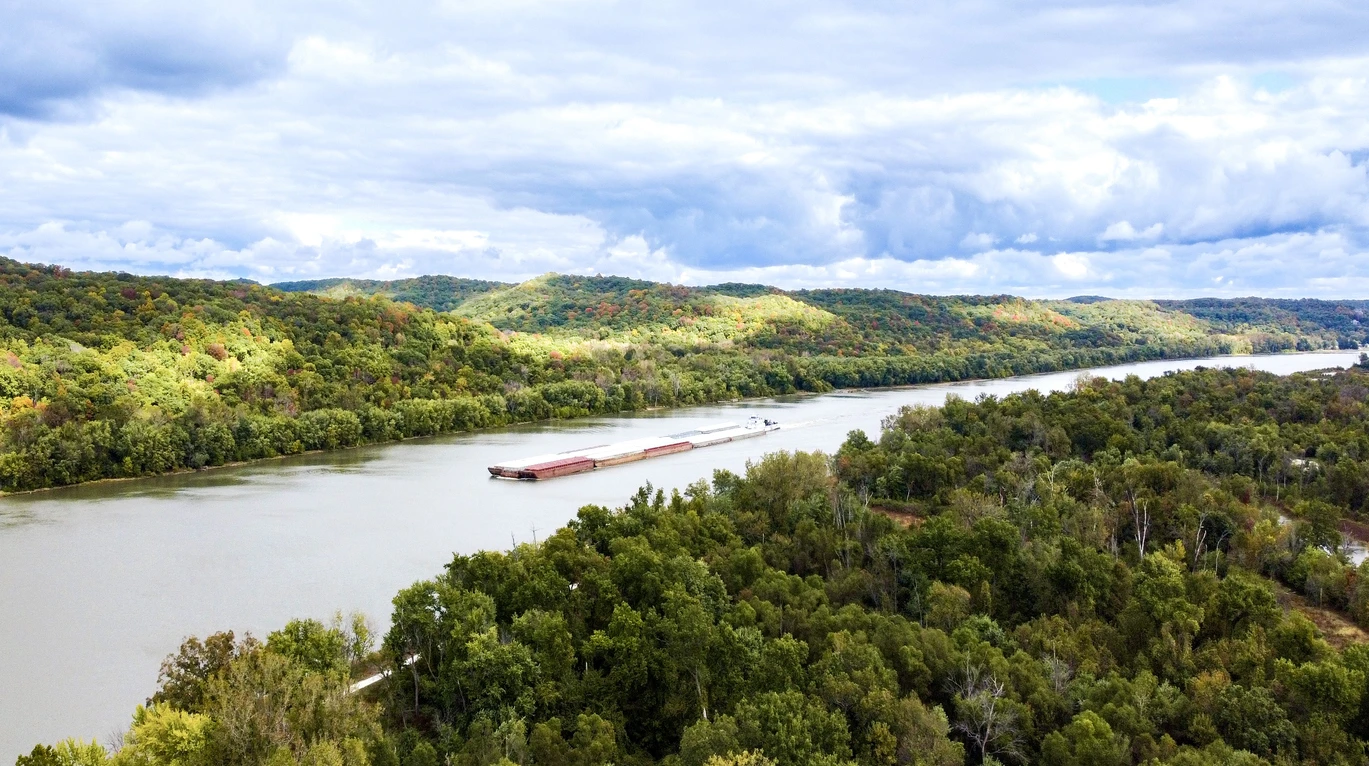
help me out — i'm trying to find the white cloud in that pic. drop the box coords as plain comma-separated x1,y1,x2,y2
381,230,489,253
1052,252,1091,279
1099,221,1164,242
4,221,1367,299
276,213,339,248
960,232,998,250
0,1,1368,296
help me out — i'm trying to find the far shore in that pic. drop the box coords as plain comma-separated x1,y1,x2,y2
1,347,1357,498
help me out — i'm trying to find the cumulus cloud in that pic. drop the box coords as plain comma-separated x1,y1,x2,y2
0,0,288,118
1100,222,1164,242
1,0,1368,297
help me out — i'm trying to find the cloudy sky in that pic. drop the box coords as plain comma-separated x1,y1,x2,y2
2,0,1368,297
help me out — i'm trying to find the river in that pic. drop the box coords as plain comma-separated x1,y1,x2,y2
0,350,1362,757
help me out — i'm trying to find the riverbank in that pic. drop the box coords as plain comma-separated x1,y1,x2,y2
4,348,1358,498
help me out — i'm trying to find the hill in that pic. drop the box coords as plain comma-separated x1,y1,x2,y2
272,275,506,312
1155,298,1369,348
280,272,1367,366
0,258,1362,491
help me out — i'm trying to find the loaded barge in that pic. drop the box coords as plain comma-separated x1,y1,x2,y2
488,418,780,480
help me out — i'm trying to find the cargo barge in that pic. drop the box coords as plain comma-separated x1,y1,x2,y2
488,418,779,480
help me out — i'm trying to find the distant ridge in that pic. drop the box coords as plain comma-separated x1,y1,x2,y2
267,272,1369,351
273,275,507,312
1065,295,1114,304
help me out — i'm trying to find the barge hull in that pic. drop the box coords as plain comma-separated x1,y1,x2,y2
595,451,648,467
727,428,768,441
518,456,595,479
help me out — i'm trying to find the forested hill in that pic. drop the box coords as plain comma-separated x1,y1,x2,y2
1154,298,1369,341
272,275,506,313
0,256,1364,492
278,273,1369,354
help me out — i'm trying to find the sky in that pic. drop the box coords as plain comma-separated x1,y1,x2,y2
1,0,1368,298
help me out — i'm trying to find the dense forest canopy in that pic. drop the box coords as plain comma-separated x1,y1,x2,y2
280,275,1369,358
273,277,508,313
1154,299,1369,341
0,256,1366,493
25,364,1369,765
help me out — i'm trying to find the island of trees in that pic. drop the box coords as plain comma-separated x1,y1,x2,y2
22,363,1369,765
1,256,1367,493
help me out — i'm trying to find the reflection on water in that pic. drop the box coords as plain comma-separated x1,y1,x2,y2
1,447,387,510
1276,513,1369,566
1346,542,1369,566
0,350,1362,757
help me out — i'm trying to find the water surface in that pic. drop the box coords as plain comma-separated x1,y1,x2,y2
1,351,1361,757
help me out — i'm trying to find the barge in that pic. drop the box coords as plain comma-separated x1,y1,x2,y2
489,418,779,480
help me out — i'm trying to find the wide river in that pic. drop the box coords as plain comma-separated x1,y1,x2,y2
1,350,1363,757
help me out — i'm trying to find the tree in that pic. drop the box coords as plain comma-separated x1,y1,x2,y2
1127,554,1204,679
1295,500,1342,553
267,619,349,675
334,611,375,665
1040,711,1129,766
949,660,1023,763
200,645,379,765
112,704,212,765
680,717,741,766
568,714,618,766
704,753,776,766
884,696,964,766
1208,572,1280,639
924,582,971,632
733,691,851,766
405,742,438,766
149,631,252,713
16,741,108,766
1211,684,1296,759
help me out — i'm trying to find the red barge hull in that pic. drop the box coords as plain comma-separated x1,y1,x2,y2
517,456,595,479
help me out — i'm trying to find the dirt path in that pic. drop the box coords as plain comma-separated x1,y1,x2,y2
869,504,923,528
1271,581,1369,650
1341,518,1369,544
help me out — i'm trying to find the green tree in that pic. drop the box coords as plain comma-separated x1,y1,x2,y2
1126,554,1204,679
733,691,851,766
1040,711,1129,766
111,705,212,766
16,741,108,766
267,619,349,675
201,646,378,765
704,753,775,766
1208,572,1280,639
1211,684,1296,759
149,632,251,713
